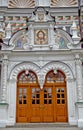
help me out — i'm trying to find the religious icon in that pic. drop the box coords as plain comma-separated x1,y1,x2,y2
34,29,48,45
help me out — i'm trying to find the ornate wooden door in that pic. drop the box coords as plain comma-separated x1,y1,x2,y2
16,85,30,122
42,86,53,122
16,70,38,123
44,70,68,122
30,86,41,122
30,85,53,122
55,85,67,122
16,70,68,123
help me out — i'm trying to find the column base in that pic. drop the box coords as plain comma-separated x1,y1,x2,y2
0,120,6,128
0,103,8,128
78,119,83,127
76,102,83,128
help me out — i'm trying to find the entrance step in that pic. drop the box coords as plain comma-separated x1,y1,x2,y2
7,123,77,128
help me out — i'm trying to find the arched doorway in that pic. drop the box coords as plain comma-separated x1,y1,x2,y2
16,69,68,123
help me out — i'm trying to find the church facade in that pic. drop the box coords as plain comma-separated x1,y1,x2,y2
0,0,83,128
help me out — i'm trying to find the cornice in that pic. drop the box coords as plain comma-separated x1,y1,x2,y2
0,7,80,15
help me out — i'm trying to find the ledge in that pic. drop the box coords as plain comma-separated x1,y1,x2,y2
75,102,83,104
0,103,9,105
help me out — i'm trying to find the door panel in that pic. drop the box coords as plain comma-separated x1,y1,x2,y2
42,87,53,122
17,84,68,123
16,86,30,122
56,86,68,122
30,87,41,122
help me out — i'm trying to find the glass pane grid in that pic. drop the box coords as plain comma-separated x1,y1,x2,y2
18,71,37,83
32,88,40,104
46,71,65,83
18,88,27,104
56,88,65,104
44,88,52,104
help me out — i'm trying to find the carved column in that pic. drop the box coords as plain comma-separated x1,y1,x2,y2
75,54,83,102
1,55,8,103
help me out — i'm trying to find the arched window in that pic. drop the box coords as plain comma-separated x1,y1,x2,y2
45,70,66,83
17,70,38,84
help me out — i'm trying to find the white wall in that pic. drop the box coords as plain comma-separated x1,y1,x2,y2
0,0,8,6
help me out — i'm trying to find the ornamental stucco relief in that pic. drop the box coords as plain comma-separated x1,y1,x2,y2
9,61,74,89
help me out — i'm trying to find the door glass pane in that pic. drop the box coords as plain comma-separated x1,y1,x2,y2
57,100,60,104
44,100,47,104
36,100,40,104
44,94,47,98
62,100,65,104
32,100,35,104
19,88,22,93
23,94,26,98
48,99,52,104
61,94,64,98
36,88,40,93
44,88,47,92
57,94,60,98
24,88,26,93
19,94,22,98
23,100,27,104
36,94,40,98
19,100,22,104
32,94,35,98
48,88,52,93
61,88,64,92
48,93,52,98
57,88,60,92
32,88,35,93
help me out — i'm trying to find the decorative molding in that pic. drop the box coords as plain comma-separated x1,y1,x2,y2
9,61,74,88
7,27,76,51
10,62,40,80
8,0,35,8
51,0,78,7
42,61,74,80
0,103,8,105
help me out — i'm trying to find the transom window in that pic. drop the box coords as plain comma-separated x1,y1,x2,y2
46,70,66,83
17,70,37,83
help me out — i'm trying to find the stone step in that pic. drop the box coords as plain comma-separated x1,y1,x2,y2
7,123,77,128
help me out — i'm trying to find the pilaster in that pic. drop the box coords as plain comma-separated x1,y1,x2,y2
75,54,83,102
75,54,83,127
1,55,8,103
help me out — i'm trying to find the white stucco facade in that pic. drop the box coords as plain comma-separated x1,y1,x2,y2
0,0,83,128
